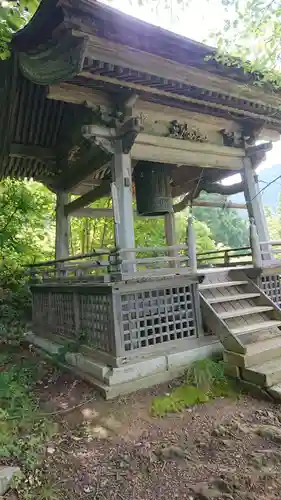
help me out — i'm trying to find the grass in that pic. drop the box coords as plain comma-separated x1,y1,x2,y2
151,358,239,417
0,348,61,499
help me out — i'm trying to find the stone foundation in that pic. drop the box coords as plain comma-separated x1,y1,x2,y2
25,332,222,399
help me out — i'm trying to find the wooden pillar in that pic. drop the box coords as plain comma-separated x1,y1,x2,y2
249,218,262,268
111,140,135,271
55,192,70,260
164,211,178,267
243,158,271,259
187,212,197,273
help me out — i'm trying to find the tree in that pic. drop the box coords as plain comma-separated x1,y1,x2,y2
192,193,249,249
0,0,38,59
265,194,281,240
0,179,55,264
105,0,281,86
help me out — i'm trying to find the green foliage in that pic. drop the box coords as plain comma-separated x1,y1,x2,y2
193,193,249,249
0,262,31,337
0,350,58,498
0,180,55,337
207,0,281,87
108,0,281,87
0,0,38,59
176,211,217,254
151,358,238,417
265,194,281,240
151,384,209,417
0,179,55,263
185,358,235,397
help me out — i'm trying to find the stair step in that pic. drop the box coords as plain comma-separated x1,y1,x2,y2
219,306,274,320
268,383,281,400
199,281,248,291
230,320,281,336
208,293,260,304
224,336,281,368
242,357,281,387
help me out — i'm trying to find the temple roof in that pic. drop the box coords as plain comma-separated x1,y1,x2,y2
0,0,280,197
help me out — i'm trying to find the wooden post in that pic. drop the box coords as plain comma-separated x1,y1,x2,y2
112,140,135,272
249,218,262,268
55,192,70,260
243,158,271,260
164,211,178,267
187,212,197,273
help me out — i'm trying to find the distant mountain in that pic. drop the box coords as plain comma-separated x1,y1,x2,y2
230,164,281,213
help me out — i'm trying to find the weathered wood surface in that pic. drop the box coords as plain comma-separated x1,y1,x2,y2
84,32,281,109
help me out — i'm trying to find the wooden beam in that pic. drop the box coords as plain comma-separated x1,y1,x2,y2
192,200,246,210
64,182,111,215
70,207,160,219
246,142,272,156
81,71,281,125
9,143,56,160
56,150,110,191
47,83,112,109
132,143,244,170
135,133,245,157
70,199,247,218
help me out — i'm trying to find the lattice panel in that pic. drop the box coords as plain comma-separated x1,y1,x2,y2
120,285,196,351
32,291,50,328
261,274,281,308
49,292,76,337
80,293,114,354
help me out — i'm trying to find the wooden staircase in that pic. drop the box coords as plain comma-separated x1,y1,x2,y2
199,269,281,399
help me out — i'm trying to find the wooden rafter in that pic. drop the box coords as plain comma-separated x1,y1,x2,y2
80,71,281,125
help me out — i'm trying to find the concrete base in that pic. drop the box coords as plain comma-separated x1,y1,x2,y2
25,332,222,399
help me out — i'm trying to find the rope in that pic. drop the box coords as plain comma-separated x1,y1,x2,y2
251,173,281,202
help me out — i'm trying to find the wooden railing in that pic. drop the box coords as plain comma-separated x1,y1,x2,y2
29,249,115,282
260,240,281,262
117,244,191,277
197,246,252,267
28,244,195,282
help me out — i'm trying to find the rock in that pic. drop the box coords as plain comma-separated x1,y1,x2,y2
255,425,281,443
254,410,277,424
0,467,21,496
212,478,232,494
212,425,227,437
159,445,187,460
190,482,224,499
220,439,233,448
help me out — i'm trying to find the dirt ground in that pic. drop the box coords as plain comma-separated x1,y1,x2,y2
22,358,281,500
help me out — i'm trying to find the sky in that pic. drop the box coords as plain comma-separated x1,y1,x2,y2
99,0,281,184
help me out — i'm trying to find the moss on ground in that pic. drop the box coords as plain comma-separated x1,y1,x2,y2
151,359,239,417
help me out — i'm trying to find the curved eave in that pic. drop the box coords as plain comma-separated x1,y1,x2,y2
18,33,86,86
